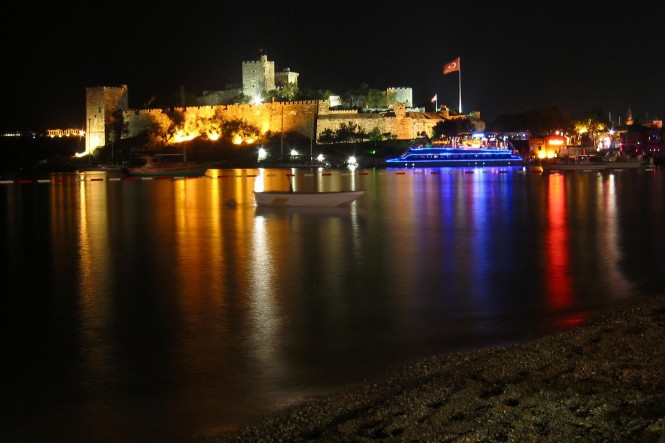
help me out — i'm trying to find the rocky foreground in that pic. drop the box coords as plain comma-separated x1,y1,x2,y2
211,294,665,442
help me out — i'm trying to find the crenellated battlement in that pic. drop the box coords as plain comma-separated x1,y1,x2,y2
242,54,269,65
326,109,359,115
87,85,128,92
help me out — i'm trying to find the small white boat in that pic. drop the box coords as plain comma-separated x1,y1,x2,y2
254,190,365,207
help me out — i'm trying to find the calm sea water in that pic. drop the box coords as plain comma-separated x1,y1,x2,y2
1,166,664,442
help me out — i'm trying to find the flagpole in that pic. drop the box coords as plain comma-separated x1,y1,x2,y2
443,57,461,112
458,61,462,114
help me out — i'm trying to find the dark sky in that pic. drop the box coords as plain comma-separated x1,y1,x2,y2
3,1,664,132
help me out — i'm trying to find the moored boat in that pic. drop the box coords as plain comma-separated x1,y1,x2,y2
254,190,365,207
540,153,651,172
540,157,607,172
385,144,525,167
121,155,224,177
75,162,124,172
257,153,329,169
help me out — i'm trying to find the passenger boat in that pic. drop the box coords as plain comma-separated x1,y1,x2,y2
385,144,525,167
122,155,224,177
254,190,365,207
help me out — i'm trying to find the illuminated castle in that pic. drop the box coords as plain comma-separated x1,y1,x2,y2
84,55,472,155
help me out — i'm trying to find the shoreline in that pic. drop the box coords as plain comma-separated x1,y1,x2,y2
211,294,665,442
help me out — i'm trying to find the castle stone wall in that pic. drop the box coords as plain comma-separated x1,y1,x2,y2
117,97,470,147
316,103,442,140
123,101,320,142
85,85,128,153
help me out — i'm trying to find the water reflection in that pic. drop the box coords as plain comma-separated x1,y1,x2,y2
0,168,661,442
597,173,633,299
545,173,573,311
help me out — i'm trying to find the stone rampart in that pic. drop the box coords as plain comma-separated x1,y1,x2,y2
316,104,443,140
123,101,320,141
123,100,452,143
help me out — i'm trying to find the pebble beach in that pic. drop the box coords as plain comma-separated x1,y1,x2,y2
211,294,665,442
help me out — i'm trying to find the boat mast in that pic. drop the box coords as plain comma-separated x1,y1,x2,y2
310,116,314,163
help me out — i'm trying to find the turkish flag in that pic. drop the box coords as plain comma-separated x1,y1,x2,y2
443,57,460,75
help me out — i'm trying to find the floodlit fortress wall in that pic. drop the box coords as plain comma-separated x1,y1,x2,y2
121,101,448,143
122,101,319,140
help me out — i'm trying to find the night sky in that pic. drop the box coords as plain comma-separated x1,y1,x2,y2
3,1,664,132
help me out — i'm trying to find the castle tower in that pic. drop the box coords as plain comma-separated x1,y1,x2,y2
275,67,299,88
85,85,128,155
386,87,413,108
242,54,275,100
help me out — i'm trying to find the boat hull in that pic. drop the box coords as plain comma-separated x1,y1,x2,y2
605,161,643,170
541,163,607,172
541,161,646,172
254,190,365,207
386,159,524,167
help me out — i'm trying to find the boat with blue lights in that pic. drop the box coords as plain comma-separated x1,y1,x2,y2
385,142,525,167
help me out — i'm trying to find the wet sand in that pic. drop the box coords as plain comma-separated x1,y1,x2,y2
211,294,665,442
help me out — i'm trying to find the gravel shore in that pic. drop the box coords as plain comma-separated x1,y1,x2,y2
211,294,665,442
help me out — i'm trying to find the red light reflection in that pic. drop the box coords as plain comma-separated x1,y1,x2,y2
545,174,572,310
